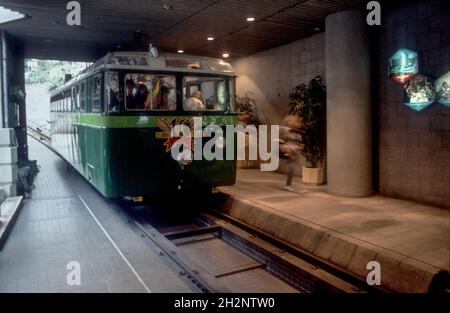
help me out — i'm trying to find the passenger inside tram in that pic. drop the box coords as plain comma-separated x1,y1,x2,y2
124,74,176,111
183,90,205,111
182,77,226,111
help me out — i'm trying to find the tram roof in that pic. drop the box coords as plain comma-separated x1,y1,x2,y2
50,51,235,96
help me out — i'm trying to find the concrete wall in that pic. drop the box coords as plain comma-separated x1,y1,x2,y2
232,33,325,174
377,0,450,208
232,33,325,125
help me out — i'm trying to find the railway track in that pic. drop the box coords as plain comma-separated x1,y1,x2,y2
27,126,374,293
121,200,371,293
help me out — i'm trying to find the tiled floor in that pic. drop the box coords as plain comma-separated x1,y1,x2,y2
220,169,450,270
0,137,193,293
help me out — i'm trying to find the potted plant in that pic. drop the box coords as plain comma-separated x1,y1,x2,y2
235,92,257,126
235,92,268,169
288,76,326,185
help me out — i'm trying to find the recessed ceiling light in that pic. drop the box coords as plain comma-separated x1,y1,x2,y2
177,49,184,54
207,37,214,41
222,53,230,58
246,17,255,22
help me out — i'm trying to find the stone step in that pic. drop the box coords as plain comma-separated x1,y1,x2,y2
0,196,24,250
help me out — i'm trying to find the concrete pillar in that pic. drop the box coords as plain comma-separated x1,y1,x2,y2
325,11,372,197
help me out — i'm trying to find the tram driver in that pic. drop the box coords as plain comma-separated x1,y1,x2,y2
184,90,205,111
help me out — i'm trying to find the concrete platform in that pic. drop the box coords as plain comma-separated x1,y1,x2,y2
218,169,450,293
0,137,193,293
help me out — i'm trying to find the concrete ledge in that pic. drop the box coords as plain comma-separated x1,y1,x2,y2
0,196,24,250
216,192,442,293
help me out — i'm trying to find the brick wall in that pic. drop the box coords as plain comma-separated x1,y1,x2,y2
377,0,450,208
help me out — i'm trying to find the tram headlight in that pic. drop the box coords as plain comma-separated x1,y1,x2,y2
177,148,193,166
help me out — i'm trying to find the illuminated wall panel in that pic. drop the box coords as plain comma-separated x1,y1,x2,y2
388,49,418,84
403,74,435,111
436,72,450,107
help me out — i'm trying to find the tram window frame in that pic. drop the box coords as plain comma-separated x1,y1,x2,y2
90,74,102,113
68,92,74,112
79,82,86,112
182,76,227,112
72,86,79,112
124,73,177,112
229,77,237,113
104,71,120,114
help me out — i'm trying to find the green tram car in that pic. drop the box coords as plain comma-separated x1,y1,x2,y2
49,52,237,198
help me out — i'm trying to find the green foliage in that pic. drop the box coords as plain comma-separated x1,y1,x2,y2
236,92,257,125
25,59,88,91
289,76,326,168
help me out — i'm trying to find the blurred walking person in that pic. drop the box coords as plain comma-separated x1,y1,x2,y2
279,115,304,191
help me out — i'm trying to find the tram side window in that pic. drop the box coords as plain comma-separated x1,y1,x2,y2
124,73,176,111
105,72,120,113
80,82,86,111
72,86,79,111
183,76,226,111
91,75,102,113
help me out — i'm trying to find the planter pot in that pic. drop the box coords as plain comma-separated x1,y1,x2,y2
302,166,324,185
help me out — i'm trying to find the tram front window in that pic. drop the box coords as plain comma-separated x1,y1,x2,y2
124,73,176,111
183,76,226,111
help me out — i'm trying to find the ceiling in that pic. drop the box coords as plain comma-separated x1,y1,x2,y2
0,0,369,61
